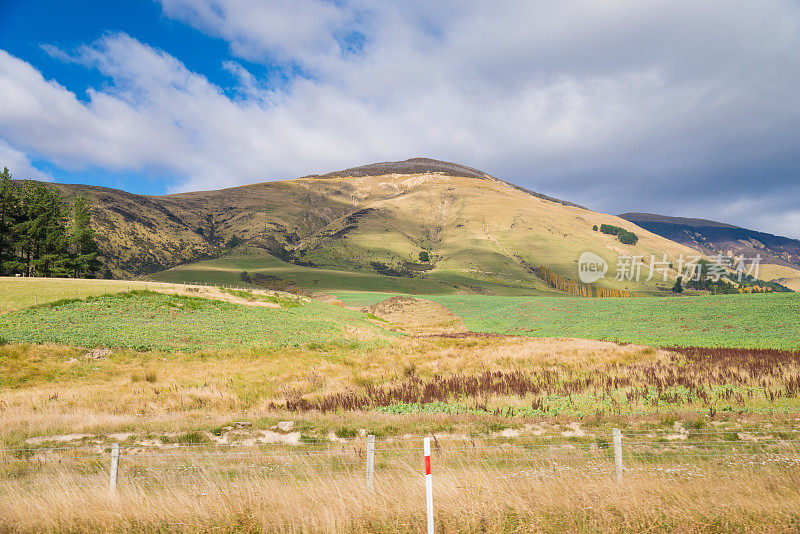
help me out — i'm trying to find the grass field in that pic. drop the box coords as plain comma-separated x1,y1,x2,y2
0,291,391,351
429,293,800,349
3,278,798,351
333,291,800,349
3,278,800,531
4,335,800,443
5,451,800,532
0,277,160,314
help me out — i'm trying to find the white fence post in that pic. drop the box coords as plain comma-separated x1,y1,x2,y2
109,443,120,493
424,437,434,534
366,435,375,490
612,428,623,483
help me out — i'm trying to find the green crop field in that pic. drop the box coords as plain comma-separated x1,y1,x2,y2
331,291,800,349
4,278,796,351
425,292,800,349
0,291,391,351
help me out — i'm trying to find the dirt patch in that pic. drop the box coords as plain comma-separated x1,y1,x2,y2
154,284,308,308
26,433,93,445
364,296,466,334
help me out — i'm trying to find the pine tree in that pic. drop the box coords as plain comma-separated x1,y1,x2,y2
69,195,100,277
19,181,70,276
0,167,21,275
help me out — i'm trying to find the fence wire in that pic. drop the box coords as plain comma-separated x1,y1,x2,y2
3,429,800,488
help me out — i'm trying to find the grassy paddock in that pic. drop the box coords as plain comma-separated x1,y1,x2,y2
4,337,800,447
0,290,391,351
333,291,800,349
4,278,797,350
0,277,163,314
2,462,800,532
425,292,800,349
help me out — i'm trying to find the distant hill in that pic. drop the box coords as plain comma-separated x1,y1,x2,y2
620,212,800,279
34,158,704,294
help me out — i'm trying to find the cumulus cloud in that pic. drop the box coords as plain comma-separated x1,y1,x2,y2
0,0,799,236
0,139,52,181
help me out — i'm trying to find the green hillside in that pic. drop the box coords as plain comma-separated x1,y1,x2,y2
149,254,551,296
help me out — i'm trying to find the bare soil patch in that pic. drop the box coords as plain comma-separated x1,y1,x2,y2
364,296,466,334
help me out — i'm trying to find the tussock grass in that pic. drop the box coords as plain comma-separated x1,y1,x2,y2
5,337,800,445
3,463,800,532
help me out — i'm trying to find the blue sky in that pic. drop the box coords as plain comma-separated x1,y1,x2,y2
1,0,799,238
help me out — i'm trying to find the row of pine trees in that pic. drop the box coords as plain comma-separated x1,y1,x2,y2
536,265,642,297
0,167,101,278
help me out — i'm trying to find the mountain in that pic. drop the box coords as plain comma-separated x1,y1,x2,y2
44,158,703,294
620,212,800,290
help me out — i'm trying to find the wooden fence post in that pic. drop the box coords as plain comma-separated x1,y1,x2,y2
109,443,120,493
366,435,375,490
613,428,623,483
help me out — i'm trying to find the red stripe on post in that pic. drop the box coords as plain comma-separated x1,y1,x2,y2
425,455,431,475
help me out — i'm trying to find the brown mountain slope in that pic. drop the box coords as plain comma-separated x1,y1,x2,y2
620,212,800,269
47,159,701,293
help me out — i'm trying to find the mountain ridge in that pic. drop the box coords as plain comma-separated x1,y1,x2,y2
620,212,800,269
13,159,704,294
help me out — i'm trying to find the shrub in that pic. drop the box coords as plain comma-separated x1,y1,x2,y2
600,224,638,245
672,276,684,294
618,230,639,245
599,224,620,235
419,251,430,262
592,225,598,231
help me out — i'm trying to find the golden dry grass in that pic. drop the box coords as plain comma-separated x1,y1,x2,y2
364,296,467,334
2,462,800,532
5,335,800,531
0,337,669,443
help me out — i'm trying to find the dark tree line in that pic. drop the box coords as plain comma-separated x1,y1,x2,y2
599,224,639,245
0,167,101,278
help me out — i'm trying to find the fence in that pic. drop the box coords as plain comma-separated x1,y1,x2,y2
5,428,800,489
5,429,800,532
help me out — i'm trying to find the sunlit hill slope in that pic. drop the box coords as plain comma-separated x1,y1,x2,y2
49,158,701,294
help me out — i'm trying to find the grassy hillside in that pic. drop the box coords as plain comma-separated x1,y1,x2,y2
48,158,704,294
759,264,800,291
149,254,552,295
620,212,800,270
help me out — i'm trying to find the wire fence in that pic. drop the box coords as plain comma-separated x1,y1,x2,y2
4,429,800,491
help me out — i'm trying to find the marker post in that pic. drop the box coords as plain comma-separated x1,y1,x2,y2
424,437,434,534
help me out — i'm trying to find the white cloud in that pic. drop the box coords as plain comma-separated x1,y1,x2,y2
0,1,799,237
158,0,356,66
0,139,52,181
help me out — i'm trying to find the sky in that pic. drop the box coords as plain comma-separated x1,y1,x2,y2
0,1,799,238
